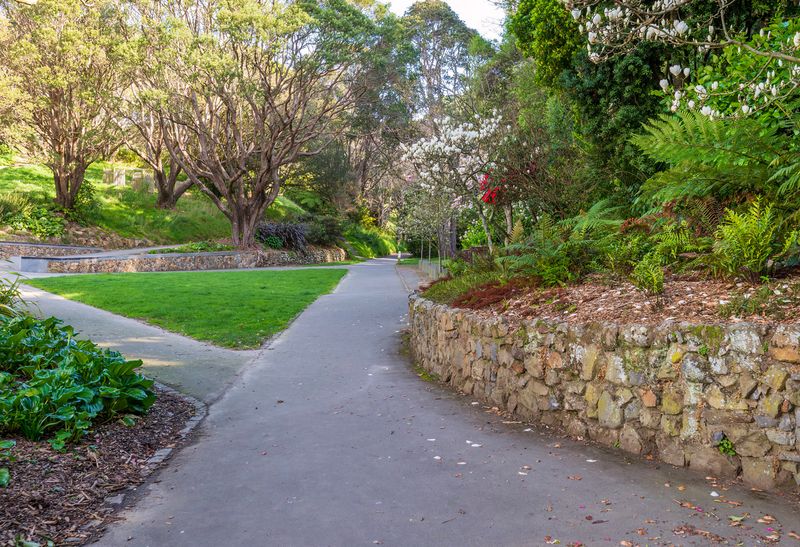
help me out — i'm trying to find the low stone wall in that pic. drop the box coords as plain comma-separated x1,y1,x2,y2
26,246,347,274
409,295,800,491
0,241,101,259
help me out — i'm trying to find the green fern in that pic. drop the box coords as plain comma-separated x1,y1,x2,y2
713,199,784,282
509,219,525,244
632,112,784,204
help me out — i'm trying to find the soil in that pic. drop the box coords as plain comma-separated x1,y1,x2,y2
0,389,197,546
447,271,800,326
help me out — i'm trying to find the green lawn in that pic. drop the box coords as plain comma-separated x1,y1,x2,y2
27,269,347,349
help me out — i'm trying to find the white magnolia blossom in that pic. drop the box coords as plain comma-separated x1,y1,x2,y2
565,0,800,121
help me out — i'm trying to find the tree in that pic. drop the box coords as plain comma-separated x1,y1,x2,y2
566,0,800,64
402,113,505,253
144,0,383,247
508,0,582,87
403,0,484,118
0,0,129,210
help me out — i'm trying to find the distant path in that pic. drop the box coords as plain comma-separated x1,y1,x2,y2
84,258,798,546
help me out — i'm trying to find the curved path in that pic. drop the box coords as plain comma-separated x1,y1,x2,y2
61,259,797,546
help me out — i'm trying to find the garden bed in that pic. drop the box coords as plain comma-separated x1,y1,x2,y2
429,270,800,327
0,387,198,546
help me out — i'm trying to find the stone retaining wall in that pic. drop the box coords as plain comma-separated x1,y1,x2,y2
409,295,800,491
0,241,101,259
30,246,346,273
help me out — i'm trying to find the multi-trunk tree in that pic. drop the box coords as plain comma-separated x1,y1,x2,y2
0,0,129,210
142,0,384,248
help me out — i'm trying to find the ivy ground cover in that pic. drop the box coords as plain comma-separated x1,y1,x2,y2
28,269,348,349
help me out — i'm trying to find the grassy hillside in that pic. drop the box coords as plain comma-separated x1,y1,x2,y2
0,156,303,244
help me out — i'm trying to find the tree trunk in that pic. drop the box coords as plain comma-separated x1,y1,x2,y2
504,205,513,245
478,205,494,254
449,214,458,258
154,163,190,210
53,164,87,210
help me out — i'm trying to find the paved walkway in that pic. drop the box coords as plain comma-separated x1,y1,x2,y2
75,259,799,546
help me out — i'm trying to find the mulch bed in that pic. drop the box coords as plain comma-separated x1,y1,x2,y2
0,389,197,546
448,271,800,326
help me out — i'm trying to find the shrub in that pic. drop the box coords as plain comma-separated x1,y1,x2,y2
0,192,32,220
300,214,343,246
263,235,283,249
631,253,665,297
495,215,594,287
7,206,66,239
712,199,794,282
255,221,307,250
0,315,156,450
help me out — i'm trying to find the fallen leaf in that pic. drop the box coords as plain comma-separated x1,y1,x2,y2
567,475,582,481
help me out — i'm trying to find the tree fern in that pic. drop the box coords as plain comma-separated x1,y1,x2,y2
632,112,784,204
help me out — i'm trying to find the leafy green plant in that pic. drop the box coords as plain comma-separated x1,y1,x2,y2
631,253,664,298
633,112,784,204
300,214,343,247
716,435,737,457
263,235,283,249
0,275,24,318
712,199,794,282
651,222,712,265
0,439,14,487
256,221,307,250
0,315,156,449
0,192,33,220
719,285,781,319
344,224,397,258
7,207,66,239
497,214,594,287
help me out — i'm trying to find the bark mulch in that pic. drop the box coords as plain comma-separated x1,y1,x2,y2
451,272,800,326
0,389,197,546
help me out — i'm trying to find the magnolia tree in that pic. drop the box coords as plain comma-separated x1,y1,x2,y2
565,1,800,120
402,113,504,253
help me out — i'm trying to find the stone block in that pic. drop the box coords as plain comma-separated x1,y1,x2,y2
620,424,643,454
661,388,683,415
759,392,784,419
689,446,740,479
741,457,788,490
598,391,623,429
639,408,661,429
763,365,789,391
657,436,686,467
580,345,600,381
637,390,656,409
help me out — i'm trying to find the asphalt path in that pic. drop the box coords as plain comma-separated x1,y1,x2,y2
80,259,800,546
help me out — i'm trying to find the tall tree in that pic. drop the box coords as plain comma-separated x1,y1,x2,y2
144,0,383,247
0,0,129,209
403,0,483,118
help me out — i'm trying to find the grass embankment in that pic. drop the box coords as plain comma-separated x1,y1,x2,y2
344,224,397,258
27,269,347,349
0,158,303,244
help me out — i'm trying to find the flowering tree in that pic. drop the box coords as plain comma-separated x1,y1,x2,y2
566,1,799,64
566,1,800,120
402,113,504,253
